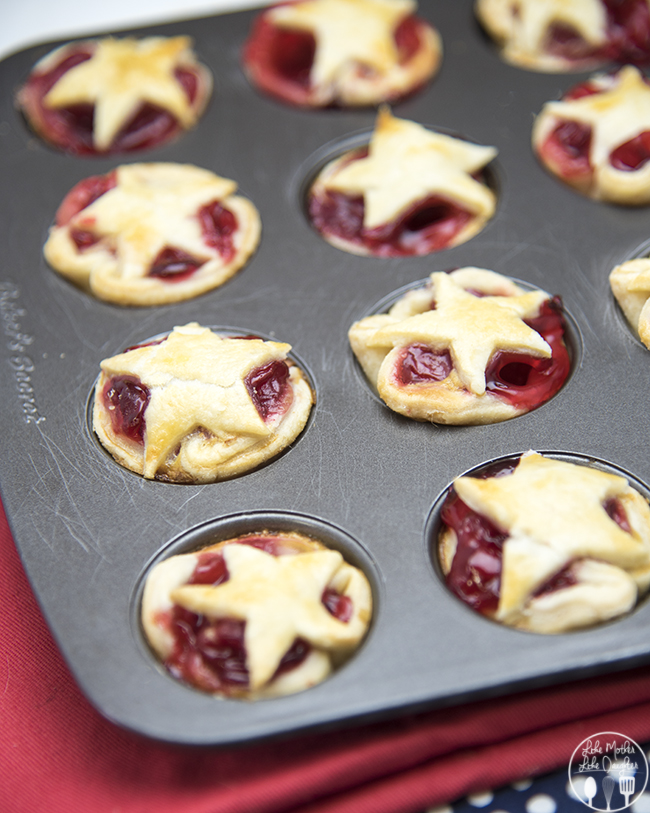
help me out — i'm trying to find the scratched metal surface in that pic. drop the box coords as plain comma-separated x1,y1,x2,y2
1,0,650,745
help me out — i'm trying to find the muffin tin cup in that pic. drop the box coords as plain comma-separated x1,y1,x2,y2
86,324,319,480
133,510,381,689
3,0,650,745
425,450,650,631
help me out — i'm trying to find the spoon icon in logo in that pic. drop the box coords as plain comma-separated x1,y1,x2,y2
584,776,597,808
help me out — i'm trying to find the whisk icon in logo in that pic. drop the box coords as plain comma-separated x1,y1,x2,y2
568,732,648,811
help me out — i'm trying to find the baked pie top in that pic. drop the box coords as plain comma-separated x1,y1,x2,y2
70,163,233,269
476,0,608,71
171,543,366,690
19,36,211,154
98,324,290,479
142,531,372,698
540,66,650,168
43,37,200,151
477,0,650,72
268,0,415,88
440,452,650,632
349,268,570,424
365,271,550,396
455,453,650,618
324,107,497,231
94,323,313,483
533,66,650,203
44,163,261,306
243,0,441,107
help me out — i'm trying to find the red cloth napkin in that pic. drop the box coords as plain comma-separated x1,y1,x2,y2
3,496,650,813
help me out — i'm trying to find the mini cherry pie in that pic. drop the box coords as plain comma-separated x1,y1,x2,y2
438,452,650,633
610,257,650,346
532,65,650,204
44,163,261,306
242,0,441,107
476,0,650,73
349,268,570,424
17,36,212,156
141,530,372,699
93,323,314,483
308,107,497,257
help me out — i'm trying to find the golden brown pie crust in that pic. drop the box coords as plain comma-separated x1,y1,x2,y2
93,323,314,483
141,531,373,699
438,452,650,633
349,268,564,425
44,163,261,306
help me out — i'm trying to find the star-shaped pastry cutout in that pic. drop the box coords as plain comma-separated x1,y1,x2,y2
44,37,197,150
622,263,650,292
101,323,290,478
544,66,650,169
170,543,360,689
454,453,650,620
324,107,497,229
504,0,605,55
367,272,550,394
73,163,236,278
270,0,414,88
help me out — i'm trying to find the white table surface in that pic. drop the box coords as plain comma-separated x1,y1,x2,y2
1,0,271,61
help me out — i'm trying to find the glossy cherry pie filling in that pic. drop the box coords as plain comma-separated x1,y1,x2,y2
437,452,650,633
141,532,373,699
93,323,314,483
18,39,211,156
243,9,436,107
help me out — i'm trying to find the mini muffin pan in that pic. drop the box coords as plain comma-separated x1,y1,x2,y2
2,0,650,745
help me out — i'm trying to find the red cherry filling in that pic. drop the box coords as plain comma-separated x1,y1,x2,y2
605,497,632,532
243,10,428,106
610,131,650,170
102,375,150,443
440,467,632,616
394,297,570,412
545,22,598,63
148,247,206,282
309,149,481,257
541,119,593,180
197,200,238,263
245,360,293,421
163,538,353,694
440,491,505,614
396,345,452,385
540,0,650,65
70,229,101,251
484,298,571,410
543,118,650,176
603,0,650,64
21,47,202,156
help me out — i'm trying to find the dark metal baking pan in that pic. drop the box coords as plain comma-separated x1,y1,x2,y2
2,0,650,745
